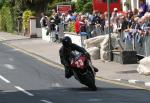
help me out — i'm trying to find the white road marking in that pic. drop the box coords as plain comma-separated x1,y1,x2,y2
114,79,128,82
51,83,62,87
0,75,11,83
2,90,17,93
40,100,53,103
4,64,15,70
12,48,20,51
128,80,138,84
88,98,103,102
14,86,34,96
145,82,150,87
9,58,14,61
128,80,145,85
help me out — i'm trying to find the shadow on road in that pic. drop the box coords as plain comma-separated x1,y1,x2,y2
1,87,150,103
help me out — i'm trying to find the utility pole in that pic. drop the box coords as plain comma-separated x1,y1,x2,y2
107,0,112,61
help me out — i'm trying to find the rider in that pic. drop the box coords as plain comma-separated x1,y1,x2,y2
59,36,99,79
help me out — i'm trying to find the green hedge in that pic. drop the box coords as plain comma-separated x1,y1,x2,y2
0,5,13,32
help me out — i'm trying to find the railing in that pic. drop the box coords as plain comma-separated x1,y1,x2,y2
120,31,150,57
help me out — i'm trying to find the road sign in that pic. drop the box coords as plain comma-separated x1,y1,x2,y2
57,5,72,13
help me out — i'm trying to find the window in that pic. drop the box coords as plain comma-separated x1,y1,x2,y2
103,0,118,3
36,18,41,28
96,0,103,3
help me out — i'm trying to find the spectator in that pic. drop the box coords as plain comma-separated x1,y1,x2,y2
113,8,119,18
124,2,130,13
65,11,72,22
80,15,87,34
104,11,113,34
40,13,48,27
46,18,55,36
126,10,134,28
120,15,128,32
54,13,61,42
75,14,81,34
91,11,101,26
91,10,101,37
54,13,61,30
99,14,105,34
139,0,148,17
71,12,77,21
133,8,139,17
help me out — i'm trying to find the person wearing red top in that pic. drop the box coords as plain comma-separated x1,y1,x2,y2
75,14,81,34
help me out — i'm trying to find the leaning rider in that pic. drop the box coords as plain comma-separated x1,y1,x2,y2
59,36,99,79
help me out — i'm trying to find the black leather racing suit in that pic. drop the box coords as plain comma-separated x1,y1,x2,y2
59,43,90,78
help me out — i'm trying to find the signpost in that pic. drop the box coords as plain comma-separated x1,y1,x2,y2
57,5,72,13
107,0,113,61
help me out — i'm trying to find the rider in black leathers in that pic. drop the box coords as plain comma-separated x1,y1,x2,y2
59,36,98,78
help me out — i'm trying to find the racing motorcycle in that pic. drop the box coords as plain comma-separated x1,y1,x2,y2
69,51,97,91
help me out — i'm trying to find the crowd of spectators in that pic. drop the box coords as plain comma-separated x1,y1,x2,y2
40,0,150,52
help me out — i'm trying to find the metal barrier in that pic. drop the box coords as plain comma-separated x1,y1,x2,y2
142,35,150,56
121,31,150,57
39,18,150,57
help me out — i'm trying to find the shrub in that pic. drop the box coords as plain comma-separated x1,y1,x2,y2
22,10,32,30
68,21,75,32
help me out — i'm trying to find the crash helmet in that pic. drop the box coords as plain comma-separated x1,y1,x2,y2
62,36,72,47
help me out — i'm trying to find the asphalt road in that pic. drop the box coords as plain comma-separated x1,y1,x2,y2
0,43,150,103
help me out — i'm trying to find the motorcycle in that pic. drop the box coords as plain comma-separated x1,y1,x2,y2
69,51,97,91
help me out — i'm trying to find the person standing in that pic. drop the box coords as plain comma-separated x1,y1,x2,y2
40,13,48,27
139,0,148,17
54,13,61,42
91,11,101,37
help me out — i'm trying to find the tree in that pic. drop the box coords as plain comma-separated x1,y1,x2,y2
82,1,92,13
24,0,50,12
75,0,92,13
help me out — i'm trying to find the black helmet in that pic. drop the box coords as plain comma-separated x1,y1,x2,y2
62,36,72,47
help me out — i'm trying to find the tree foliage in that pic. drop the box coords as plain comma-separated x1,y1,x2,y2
74,0,92,13
82,1,92,13
75,0,84,12
0,0,93,32
0,4,13,32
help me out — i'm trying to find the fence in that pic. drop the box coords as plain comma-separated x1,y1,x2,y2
120,31,150,57
91,26,150,57
135,34,150,57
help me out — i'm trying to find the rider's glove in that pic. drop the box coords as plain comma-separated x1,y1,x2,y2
64,64,70,68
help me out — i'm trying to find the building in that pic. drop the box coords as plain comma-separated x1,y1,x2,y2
122,0,150,12
71,0,149,13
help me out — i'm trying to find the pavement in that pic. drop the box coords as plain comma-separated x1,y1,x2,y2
1,32,150,89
